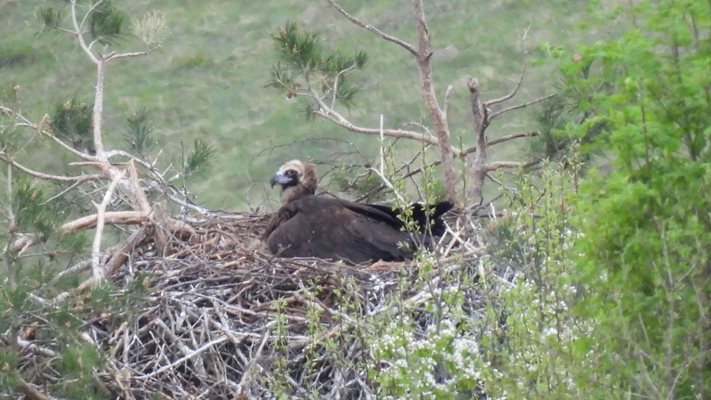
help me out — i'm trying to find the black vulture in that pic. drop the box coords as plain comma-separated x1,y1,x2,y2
263,160,453,264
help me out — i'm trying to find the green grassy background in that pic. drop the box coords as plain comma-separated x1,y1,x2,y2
1,0,589,210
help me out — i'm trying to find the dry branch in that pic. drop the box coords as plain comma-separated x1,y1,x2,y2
313,108,440,146
92,170,126,279
486,24,531,107
60,210,150,233
489,93,557,121
16,376,51,400
0,154,103,182
325,0,417,55
466,78,488,204
410,0,457,204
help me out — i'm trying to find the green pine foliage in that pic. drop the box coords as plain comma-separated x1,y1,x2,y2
38,0,125,45
184,138,215,176
267,22,367,112
88,0,125,45
50,98,94,154
124,107,154,155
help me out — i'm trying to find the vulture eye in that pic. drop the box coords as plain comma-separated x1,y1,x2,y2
285,169,297,177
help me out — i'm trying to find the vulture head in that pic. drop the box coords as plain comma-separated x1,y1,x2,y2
269,159,317,204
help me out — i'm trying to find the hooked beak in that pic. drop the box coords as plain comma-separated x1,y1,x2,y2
270,171,293,188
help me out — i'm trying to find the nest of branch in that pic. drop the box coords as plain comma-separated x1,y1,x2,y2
14,211,486,399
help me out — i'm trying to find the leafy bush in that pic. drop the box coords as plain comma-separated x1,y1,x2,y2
559,0,711,397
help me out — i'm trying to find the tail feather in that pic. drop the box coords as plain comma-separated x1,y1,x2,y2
367,201,453,235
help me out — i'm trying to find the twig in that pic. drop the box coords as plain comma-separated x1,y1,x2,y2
329,65,355,110
0,154,103,182
42,180,84,204
488,131,540,147
0,105,96,161
442,84,454,117
70,0,100,64
312,102,441,146
489,93,557,121
466,77,488,203
486,24,531,107
52,259,93,283
106,49,157,62
61,210,150,233
16,375,52,400
325,0,417,56
92,170,126,279
17,337,57,358
370,115,406,204
143,335,229,378
485,161,526,172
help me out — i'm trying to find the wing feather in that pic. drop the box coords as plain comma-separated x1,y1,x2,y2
266,196,412,264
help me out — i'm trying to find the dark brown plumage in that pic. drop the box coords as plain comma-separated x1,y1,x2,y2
263,160,453,264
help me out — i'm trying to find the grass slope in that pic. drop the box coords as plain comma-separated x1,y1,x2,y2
1,0,588,209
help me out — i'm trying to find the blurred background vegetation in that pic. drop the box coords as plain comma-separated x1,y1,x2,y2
1,0,590,210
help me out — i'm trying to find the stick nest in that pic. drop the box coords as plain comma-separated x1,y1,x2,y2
14,211,486,399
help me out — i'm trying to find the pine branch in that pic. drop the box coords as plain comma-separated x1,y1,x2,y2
70,0,100,64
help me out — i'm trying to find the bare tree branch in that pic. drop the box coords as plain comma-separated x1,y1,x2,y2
106,49,158,62
79,0,106,37
61,210,150,233
410,0,457,204
92,170,126,279
488,131,540,146
489,93,557,121
70,0,100,64
486,24,531,107
485,161,527,172
442,84,454,117
92,59,107,156
457,131,541,156
16,375,52,400
329,65,355,110
325,0,417,56
126,160,152,211
0,154,103,182
143,335,229,379
466,78,488,204
313,109,438,145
